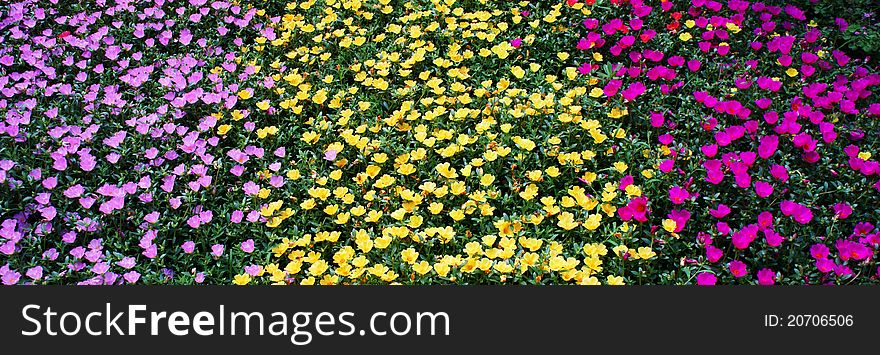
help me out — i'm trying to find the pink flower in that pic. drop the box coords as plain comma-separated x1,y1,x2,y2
240,239,255,253
211,244,225,257
667,209,690,233
509,38,522,48
231,210,244,223
182,241,196,254
144,211,160,224
757,135,778,159
754,181,774,198
810,244,830,259
706,245,723,262
64,184,85,198
324,149,337,161
757,268,776,285
832,202,852,219
123,271,141,284
696,272,717,285
709,204,730,218
668,186,689,205
187,215,201,229
816,259,835,273
26,266,43,280
142,244,157,259
729,260,748,278
764,229,784,247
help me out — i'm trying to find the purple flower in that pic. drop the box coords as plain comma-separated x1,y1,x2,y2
2,271,21,285
240,239,255,253
26,266,43,280
106,254,130,269
211,244,224,257
244,264,262,277
231,210,244,223
123,271,141,284
181,241,196,254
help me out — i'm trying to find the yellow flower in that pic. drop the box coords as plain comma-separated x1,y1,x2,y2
237,89,252,100
256,100,270,110
374,236,392,249
556,212,579,231
433,262,451,277
232,273,251,285
583,214,602,230
401,248,419,264
216,124,231,135
412,261,432,275
679,32,692,41
519,183,539,201
785,68,798,77
510,65,525,79
662,219,677,233
637,247,657,260
607,275,625,285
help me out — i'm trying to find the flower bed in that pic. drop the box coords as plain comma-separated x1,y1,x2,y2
1,0,878,285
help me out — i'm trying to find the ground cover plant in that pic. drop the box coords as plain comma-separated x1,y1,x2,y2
1,0,879,285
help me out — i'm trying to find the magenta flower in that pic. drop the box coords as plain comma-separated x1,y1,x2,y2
668,186,688,205
509,38,522,48
696,272,717,286
705,245,723,262
729,260,748,278
816,259,835,273
810,244,830,259
832,202,852,219
754,181,774,198
709,204,731,218
757,269,776,285
780,200,813,224
757,135,778,159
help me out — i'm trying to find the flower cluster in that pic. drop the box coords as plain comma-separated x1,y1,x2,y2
1,0,879,285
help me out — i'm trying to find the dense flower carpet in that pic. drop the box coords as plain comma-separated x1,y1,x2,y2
1,0,879,285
